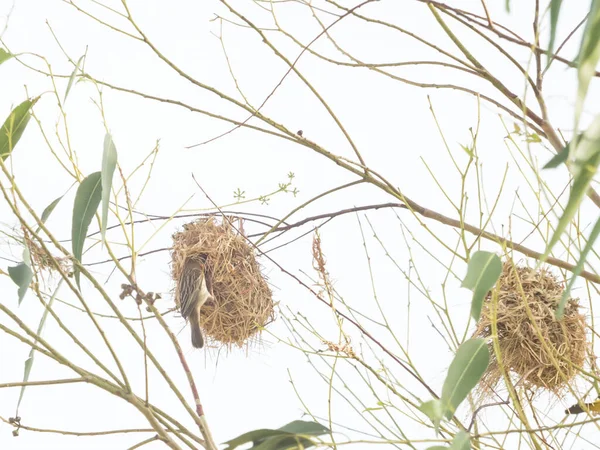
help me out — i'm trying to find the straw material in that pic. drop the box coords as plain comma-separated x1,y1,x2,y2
474,261,588,396
171,217,274,348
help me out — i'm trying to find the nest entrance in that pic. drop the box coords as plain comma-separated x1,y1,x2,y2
474,261,588,397
171,217,274,348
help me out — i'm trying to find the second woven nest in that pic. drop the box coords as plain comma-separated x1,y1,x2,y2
171,217,274,348
474,261,588,397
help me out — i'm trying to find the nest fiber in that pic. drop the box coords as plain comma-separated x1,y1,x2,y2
171,217,274,348
474,261,587,395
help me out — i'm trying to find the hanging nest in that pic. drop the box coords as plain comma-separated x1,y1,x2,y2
171,217,274,349
473,261,588,398
23,231,71,274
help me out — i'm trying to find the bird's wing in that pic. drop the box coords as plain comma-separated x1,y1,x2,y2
197,271,214,309
179,261,202,318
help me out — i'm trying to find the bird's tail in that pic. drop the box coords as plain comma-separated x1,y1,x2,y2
565,404,586,415
189,313,204,349
565,399,600,415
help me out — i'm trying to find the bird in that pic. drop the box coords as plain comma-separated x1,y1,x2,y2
178,256,214,348
565,398,600,415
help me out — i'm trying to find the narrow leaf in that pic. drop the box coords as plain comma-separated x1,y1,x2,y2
101,133,117,242
0,98,38,161
277,421,329,435
450,431,471,450
441,338,489,420
575,0,600,129
223,421,329,450
72,172,102,287
7,263,33,305
16,279,62,412
548,0,564,65
542,114,600,261
224,429,282,448
34,194,65,234
0,48,13,65
543,142,570,169
461,251,502,320
252,435,315,450
557,215,600,318
64,55,85,102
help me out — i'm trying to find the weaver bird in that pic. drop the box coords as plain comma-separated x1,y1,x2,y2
565,398,600,415
179,256,214,348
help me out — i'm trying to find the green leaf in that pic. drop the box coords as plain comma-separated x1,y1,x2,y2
575,0,600,129
16,279,62,413
505,0,510,12
223,420,329,450
41,196,63,224
441,338,489,420
0,48,13,66
34,194,65,234
0,98,38,161
8,263,33,305
557,214,600,319
427,447,449,450
101,133,117,242
450,431,471,450
72,172,102,287
64,55,85,102
543,142,571,169
548,0,564,65
542,114,600,262
461,251,502,320
252,435,315,450
276,421,329,435
419,399,444,431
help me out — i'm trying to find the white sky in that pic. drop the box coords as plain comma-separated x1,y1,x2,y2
1,0,599,449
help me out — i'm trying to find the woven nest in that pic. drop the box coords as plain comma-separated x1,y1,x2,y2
473,261,588,397
171,217,274,348
24,232,70,274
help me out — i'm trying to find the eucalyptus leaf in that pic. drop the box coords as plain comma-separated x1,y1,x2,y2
7,263,33,305
72,172,102,287
419,399,444,432
1,98,38,161
543,142,570,169
542,114,600,262
441,338,489,420
558,214,600,318
101,133,117,242
223,420,329,450
252,435,315,450
461,251,502,320
17,280,62,412
575,0,600,129
450,431,471,450
64,55,85,102
548,0,564,65
34,195,64,233
277,421,329,435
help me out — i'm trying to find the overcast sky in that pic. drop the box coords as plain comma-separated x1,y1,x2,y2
1,1,599,449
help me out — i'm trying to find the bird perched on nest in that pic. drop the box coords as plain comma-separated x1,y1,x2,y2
179,256,214,348
565,398,600,415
